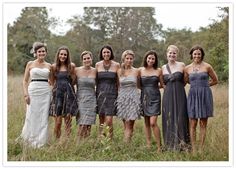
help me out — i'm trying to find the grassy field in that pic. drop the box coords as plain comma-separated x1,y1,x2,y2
7,75,229,162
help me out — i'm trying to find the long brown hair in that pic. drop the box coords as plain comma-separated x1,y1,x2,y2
54,46,73,76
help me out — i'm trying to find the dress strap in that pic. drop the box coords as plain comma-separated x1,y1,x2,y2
166,64,172,74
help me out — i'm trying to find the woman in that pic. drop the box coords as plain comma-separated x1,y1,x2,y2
75,51,97,140
95,45,120,139
20,42,51,148
161,45,190,151
184,45,218,153
116,50,141,143
51,46,78,139
139,50,162,152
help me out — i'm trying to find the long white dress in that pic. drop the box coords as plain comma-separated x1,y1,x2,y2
20,67,51,148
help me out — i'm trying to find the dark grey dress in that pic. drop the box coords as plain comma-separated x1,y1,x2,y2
96,72,118,116
140,76,161,116
162,72,190,151
54,71,78,117
187,72,213,118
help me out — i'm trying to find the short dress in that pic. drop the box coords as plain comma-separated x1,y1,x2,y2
77,77,97,125
116,76,141,121
140,76,161,116
187,72,213,118
96,72,118,116
54,71,78,117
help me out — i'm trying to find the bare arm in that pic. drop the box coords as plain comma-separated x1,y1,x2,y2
22,61,32,105
136,68,141,89
184,67,190,85
159,69,164,89
208,65,218,86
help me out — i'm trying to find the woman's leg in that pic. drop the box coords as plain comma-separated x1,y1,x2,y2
98,115,105,137
124,120,135,143
189,118,198,153
150,116,161,152
144,116,151,148
54,116,62,139
64,114,72,137
105,116,113,139
199,118,208,152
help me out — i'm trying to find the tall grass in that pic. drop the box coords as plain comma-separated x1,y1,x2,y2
7,75,229,161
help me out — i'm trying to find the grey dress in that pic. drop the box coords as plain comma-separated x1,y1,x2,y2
116,76,141,121
162,72,190,151
187,72,213,118
96,72,118,116
77,77,97,125
54,71,78,117
140,76,161,116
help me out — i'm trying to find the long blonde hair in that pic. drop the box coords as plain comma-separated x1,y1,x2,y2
120,50,135,76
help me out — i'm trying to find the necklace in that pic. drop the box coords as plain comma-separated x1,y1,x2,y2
103,61,111,72
193,63,202,73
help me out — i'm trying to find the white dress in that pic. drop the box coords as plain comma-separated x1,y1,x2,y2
20,67,51,148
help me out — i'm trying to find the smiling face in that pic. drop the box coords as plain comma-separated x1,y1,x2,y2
146,54,156,67
102,48,111,61
35,47,47,59
167,48,178,62
82,53,92,67
58,49,68,63
192,49,202,63
124,54,134,67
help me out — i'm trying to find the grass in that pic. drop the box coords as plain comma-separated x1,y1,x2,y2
7,75,229,162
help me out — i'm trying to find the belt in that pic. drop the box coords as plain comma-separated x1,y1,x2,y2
31,79,48,82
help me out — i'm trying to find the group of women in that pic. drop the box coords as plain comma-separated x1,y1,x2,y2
19,42,218,154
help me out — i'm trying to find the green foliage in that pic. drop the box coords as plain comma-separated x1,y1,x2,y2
7,7,229,82
8,7,52,74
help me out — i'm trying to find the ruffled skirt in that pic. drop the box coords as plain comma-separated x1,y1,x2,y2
116,87,141,121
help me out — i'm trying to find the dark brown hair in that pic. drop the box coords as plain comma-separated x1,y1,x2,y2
189,45,205,60
99,45,115,60
54,46,73,76
142,50,158,69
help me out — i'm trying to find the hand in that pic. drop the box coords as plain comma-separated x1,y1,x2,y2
24,95,30,105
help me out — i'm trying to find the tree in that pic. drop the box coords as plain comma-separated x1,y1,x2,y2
8,7,53,73
82,7,162,66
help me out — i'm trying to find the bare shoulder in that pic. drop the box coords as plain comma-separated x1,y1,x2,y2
157,68,162,72
112,60,120,66
117,68,122,75
91,67,97,72
95,61,102,67
138,66,144,71
185,63,192,69
203,61,213,70
177,61,185,67
26,61,34,66
45,61,52,68
161,64,166,69
203,61,211,67
75,66,80,71
96,60,103,65
52,63,56,68
184,63,192,72
71,62,76,68
133,67,139,72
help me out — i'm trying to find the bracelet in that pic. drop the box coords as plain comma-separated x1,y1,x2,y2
24,95,28,97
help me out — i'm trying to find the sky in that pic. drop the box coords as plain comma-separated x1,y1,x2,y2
3,3,226,35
